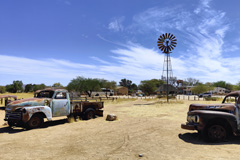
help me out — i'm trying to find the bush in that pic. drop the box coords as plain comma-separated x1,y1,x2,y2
157,94,176,99
205,97,218,101
0,86,6,93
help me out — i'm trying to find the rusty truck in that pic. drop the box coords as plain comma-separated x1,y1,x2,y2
4,88,104,129
181,91,240,142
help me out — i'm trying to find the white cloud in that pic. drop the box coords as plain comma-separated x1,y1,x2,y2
108,16,125,32
121,0,240,84
0,55,101,85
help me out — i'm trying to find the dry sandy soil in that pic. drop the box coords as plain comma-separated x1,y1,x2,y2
1,99,240,160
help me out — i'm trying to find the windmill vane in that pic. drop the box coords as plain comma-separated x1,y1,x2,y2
157,33,177,53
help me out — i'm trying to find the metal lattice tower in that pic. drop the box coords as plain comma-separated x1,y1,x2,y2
161,53,174,85
157,33,177,102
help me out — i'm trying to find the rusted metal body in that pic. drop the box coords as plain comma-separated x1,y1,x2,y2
0,95,17,106
4,89,104,128
181,91,240,141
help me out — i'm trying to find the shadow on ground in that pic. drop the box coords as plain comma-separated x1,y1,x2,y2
179,132,240,145
0,119,68,134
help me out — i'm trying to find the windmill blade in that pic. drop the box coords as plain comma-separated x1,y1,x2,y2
168,33,171,38
161,47,165,51
172,39,177,42
172,36,176,40
160,35,163,39
165,33,168,39
172,44,176,47
157,44,162,46
168,47,172,51
169,34,173,39
171,41,177,44
164,47,167,53
170,46,174,50
162,34,165,39
159,46,164,50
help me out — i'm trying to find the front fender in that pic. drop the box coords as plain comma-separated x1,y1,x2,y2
189,110,237,132
22,106,52,123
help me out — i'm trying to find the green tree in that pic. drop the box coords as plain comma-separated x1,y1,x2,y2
24,84,33,93
67,76,102,97
138,79,164,96
213,81,233,91
52,82,63,88
5,80,23,93
183,78,200,86
32,84,46,92
233,81,240,90
5,84,14,93
138,80,156,96
119,78,138,94
119,78,132,88
191,83,212,94
0,86,6,93
149,79,164,88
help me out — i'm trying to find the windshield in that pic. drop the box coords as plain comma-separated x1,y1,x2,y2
222,95,238,104
37,91,54,98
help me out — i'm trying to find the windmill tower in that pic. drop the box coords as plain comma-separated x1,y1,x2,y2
157,33,177,102
162,54,173,85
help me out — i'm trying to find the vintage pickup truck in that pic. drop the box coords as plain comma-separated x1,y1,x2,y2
4,88,104,129
181,91,240,142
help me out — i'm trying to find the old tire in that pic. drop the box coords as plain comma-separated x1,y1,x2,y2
84,109,95,120
8,121,14,127
206,123,227,142
27,115,43,129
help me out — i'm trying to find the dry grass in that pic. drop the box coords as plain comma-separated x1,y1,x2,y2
1,98,239,159
0,92,34,99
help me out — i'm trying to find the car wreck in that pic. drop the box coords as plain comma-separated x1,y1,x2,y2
0,95,17,108
4,89,104,129
181,91,240,142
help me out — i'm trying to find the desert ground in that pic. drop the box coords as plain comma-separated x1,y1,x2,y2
1,97,240,160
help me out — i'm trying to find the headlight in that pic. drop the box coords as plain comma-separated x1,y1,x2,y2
22,108,26,113
187,115,199,123
45,100,50,106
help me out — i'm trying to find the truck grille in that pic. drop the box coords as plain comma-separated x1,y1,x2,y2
5,111,22,120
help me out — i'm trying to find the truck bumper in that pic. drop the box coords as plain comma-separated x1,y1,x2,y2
181,123,197,130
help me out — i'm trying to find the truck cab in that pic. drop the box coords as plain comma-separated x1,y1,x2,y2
181,91,240,142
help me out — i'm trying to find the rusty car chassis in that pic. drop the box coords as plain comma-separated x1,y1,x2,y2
181,91,240,142
4,89,104,129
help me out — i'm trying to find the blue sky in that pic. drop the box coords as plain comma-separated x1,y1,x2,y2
1,0,240,86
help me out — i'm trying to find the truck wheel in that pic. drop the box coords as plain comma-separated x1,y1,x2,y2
206,123,227,142
84,109,95,120
8,121,14,127
27,115,43,129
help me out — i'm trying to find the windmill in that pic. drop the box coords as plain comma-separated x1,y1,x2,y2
157,33,177,102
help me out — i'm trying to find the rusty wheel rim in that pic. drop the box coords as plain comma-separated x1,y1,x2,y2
208,125,226,141
29,117,41,128
87,111,94,119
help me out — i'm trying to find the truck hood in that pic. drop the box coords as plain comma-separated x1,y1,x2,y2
189,103,236,112
6,98,51,111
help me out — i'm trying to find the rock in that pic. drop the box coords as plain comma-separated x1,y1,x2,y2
139,154,143,157
106,114,117,121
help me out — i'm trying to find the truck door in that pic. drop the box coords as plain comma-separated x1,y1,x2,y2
52,91,70,117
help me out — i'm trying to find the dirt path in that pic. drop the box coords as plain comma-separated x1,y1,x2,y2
1,99,240,159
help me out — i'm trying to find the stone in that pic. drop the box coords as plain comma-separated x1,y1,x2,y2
106,114,117,121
